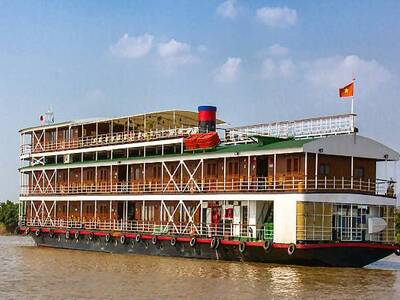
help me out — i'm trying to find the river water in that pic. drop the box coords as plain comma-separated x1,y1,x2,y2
0,236,399,300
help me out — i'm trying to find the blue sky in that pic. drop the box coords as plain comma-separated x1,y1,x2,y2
0,0,399,199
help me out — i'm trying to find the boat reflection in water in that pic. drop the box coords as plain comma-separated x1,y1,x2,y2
1,236,399,300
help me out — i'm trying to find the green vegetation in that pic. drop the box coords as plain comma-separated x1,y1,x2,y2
0,200,19,234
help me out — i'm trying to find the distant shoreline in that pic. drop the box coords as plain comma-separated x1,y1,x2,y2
0,223,17,236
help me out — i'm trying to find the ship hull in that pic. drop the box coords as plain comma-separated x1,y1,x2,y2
26,230,397,268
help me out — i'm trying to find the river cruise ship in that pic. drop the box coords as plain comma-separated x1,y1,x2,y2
17,106,400,267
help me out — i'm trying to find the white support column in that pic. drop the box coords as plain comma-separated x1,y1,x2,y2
143,162,146,191
80,200,83,222
315,153,318,190
304,152,308,190
201,159,204,191
66,200,70,226
273,154,277,190
180,161,183,190
109,200,112,222
223,157,226,191
95,166,98,191
67,168,70,189
81,167,83,189
351,156,354,190
94,200,97,220
110,165,112,190
247,156,251,190
161,162,164,188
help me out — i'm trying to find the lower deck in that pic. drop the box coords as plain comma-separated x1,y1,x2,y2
19,196,396,245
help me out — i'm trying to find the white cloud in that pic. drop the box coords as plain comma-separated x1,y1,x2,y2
157,39,198,71
303,55,392,90
110,33,154,58
214,57,242,83
158,39,190,58
217,0,238,19
269,44,289,56
256,6,297,28
260,58,295,79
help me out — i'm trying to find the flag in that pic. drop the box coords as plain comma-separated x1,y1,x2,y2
339,81,354,98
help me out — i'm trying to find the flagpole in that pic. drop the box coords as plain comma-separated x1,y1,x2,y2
351,78,355,115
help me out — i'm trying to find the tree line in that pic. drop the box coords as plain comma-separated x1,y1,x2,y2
0,200,19,233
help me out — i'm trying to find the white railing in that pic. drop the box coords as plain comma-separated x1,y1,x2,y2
20,217,273,241
296,226,395,244
20,127,199,156
225,114,355,144
20,177,397,198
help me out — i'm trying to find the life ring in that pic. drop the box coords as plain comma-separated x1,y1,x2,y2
88,232,94,241
210,237,220,249
120,235,126,245
105,233,111,243
74,231,80,240
135,234,141,243
239,242,246,254
395,248,400,256
151,236,158,245
34,228,41,237
189,237,196,247
170,237,177,246
288,243,296,256
65,230,70,240
263,240,273,253
25,227,30,235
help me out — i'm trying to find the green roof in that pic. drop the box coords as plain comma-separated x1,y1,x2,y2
20,138,314,171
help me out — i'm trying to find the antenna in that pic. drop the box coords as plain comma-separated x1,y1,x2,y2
40,107,55,125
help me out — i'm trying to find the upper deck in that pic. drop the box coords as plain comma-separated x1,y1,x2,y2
19,109,224,157
18,109,399,200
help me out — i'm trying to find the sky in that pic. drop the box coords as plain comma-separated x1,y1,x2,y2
0,0,399,200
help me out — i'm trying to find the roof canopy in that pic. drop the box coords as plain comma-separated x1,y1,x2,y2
303,134,400,161
20,109,225,133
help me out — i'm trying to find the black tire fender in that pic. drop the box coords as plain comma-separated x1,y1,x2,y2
65,230,70,240
120,235,126,245
210,237,220,249
288,243,296,256
135,234,141,243
151,236,158,245
263,240,273,253
34,228,41,237
189,237,196,247
105,233,111,243
170,237,177,246
239,242,246,254
395,248,400,256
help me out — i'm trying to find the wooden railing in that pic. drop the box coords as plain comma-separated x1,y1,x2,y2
20,177,397,198
20,218,271,241
20,127,198,156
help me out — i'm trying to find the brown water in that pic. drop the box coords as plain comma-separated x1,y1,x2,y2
0,236,399,300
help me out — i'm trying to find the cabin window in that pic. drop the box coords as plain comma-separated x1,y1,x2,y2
319,164,330,176
286,159,292,173
234,162,239,175
354,167,365,178
293,158,299,172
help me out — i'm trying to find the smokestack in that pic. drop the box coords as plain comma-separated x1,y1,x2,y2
198,106,217,133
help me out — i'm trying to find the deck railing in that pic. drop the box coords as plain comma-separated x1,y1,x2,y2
20,177,396,198
20,218,272,241
20,127,198,156
225,114,355,144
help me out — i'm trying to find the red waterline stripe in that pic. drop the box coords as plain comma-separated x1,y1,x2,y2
18,228,399,250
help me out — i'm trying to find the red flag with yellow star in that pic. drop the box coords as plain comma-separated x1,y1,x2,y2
339,81,354,98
